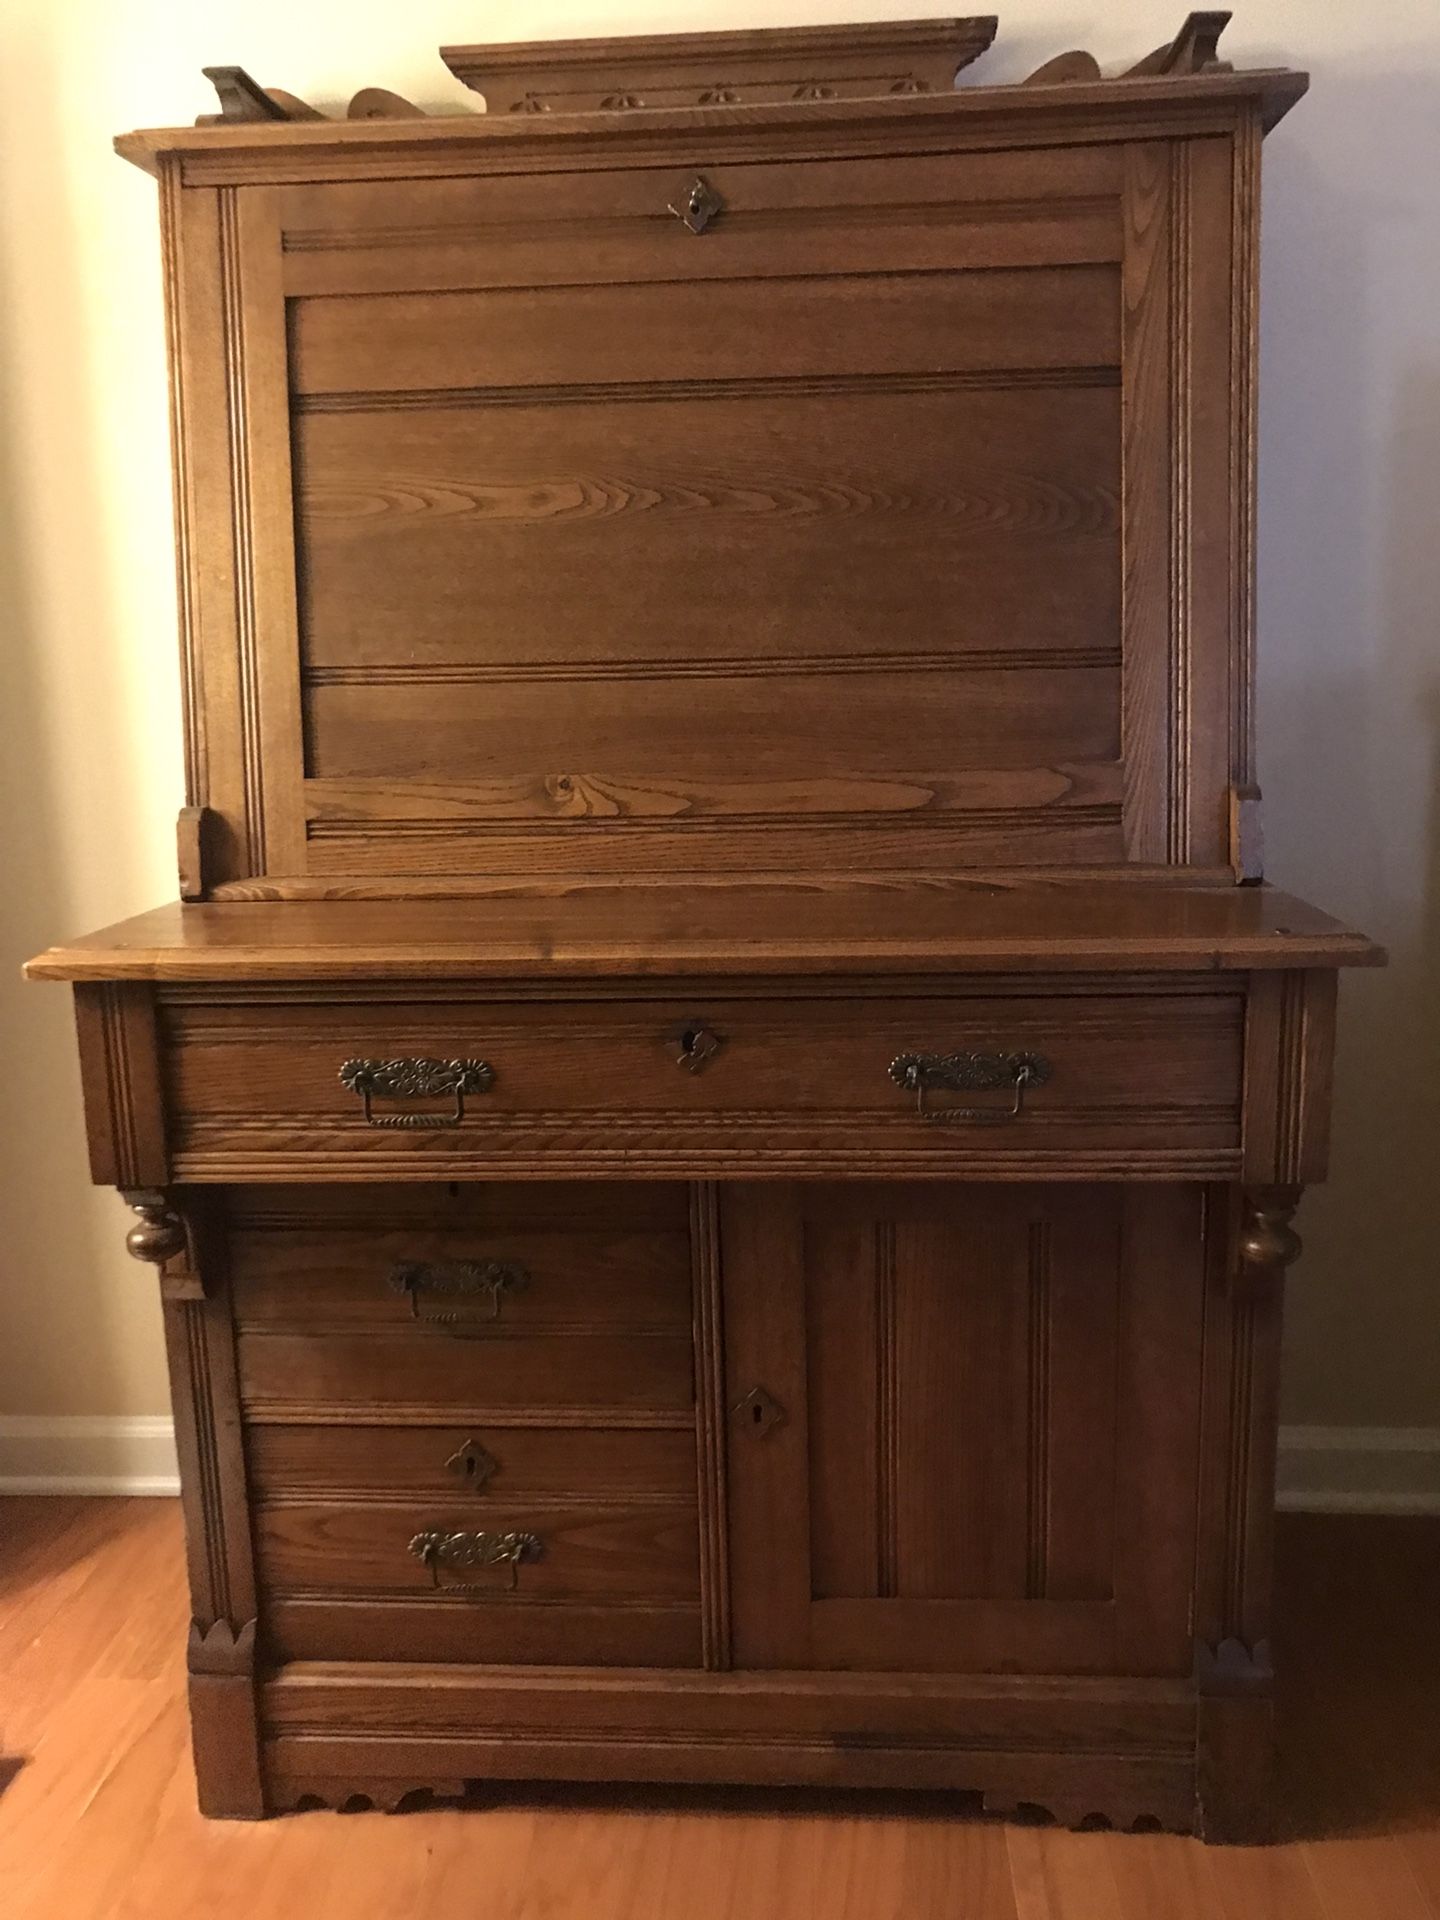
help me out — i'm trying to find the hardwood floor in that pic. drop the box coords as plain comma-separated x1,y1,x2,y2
0,1499,1436,1918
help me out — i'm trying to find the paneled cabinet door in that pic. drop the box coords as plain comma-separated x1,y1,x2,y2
722,1183,1206,1675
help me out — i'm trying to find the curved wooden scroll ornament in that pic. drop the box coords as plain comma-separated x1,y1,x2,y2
1025,11,1234,88
197,66,427,126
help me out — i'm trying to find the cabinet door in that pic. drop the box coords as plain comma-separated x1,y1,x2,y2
723,1183,1205,1675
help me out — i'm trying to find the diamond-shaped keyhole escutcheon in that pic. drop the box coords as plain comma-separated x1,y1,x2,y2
733,1386,786,1440
445,1438,499,1491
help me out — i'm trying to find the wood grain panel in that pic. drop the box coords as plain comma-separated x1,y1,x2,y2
229,1229,691,1333
298,814,1131,879
295,385,1120,672
276,147,1125,298
304,667,1121,781
803,1188,1118,1610
238,1331,695,1417
160,990,1244,1178
289,267,1120,397
726,1183,1204,1675
262,1596,701,1666
161,992,1244,1122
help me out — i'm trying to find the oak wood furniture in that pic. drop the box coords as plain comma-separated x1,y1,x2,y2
28,14,1381,1840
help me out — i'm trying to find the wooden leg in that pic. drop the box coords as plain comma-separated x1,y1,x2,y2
189,1621,265,1819
135,1192,268,1818
1194,1187,1302,1842
1197,1640,1275,1843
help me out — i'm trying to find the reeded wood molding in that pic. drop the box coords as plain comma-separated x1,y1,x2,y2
689,1181,731,1672
72,983,168,1187
1241,970,1338,1184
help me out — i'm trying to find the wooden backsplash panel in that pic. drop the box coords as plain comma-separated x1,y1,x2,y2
290,263,1123,876
294,384,1121,672
151,115,1252,891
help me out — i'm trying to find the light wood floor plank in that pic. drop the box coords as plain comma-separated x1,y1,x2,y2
1007,1824,1124,1920
0,1502,1437,1917
1303,1837,1440,1920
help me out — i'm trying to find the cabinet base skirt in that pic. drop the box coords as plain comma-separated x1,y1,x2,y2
246,1662,1262,1838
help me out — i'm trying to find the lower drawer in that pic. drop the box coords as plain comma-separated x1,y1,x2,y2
255,1498,699,1600
255,1494,700,1667
250,1423,701,1668
246,1424,698,1502
237,1329,694,1419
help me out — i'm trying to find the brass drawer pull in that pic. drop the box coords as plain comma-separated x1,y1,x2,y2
339,1057,494,1129
889,1051,1052,1125
409,1528,543,1592
389,1258,530,1327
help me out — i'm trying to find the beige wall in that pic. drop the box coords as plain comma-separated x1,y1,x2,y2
0,2,1434,1431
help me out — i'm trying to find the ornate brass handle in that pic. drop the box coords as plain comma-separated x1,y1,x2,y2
889,1051,1052,1125
339,1057,494,1129
389,1258,530,1328
408,1528,543,1592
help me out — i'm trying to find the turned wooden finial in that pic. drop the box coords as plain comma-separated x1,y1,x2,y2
122,1190,188,1266
1239,1189,1303,1278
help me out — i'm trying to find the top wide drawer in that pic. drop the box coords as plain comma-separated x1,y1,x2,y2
158,988,1244,1180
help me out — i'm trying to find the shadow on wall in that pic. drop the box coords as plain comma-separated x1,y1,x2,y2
1257,69,1440,1426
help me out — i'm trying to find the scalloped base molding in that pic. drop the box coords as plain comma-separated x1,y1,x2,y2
0,1418,1436,1511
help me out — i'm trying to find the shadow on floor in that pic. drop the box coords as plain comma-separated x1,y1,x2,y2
1275,1512,1440,1839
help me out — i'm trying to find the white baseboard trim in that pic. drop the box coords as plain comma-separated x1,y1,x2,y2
1276,1424,1440,1515
0,1415,1436,1513
0,1414,179,1496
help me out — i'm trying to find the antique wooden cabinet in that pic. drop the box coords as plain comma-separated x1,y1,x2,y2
29,16,1382,1840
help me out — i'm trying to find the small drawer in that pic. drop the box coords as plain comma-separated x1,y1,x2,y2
237,1328,694,1421
226,1183,692,1336
255,1491,700,1668
250,1422,701,1667
255,1499,698,1602
246,1423,698,1506
163,988,1245,1179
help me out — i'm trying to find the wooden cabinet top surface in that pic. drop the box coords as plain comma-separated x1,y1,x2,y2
26,883,1380,983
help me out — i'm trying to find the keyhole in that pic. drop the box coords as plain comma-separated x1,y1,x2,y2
752,1402,765,1426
